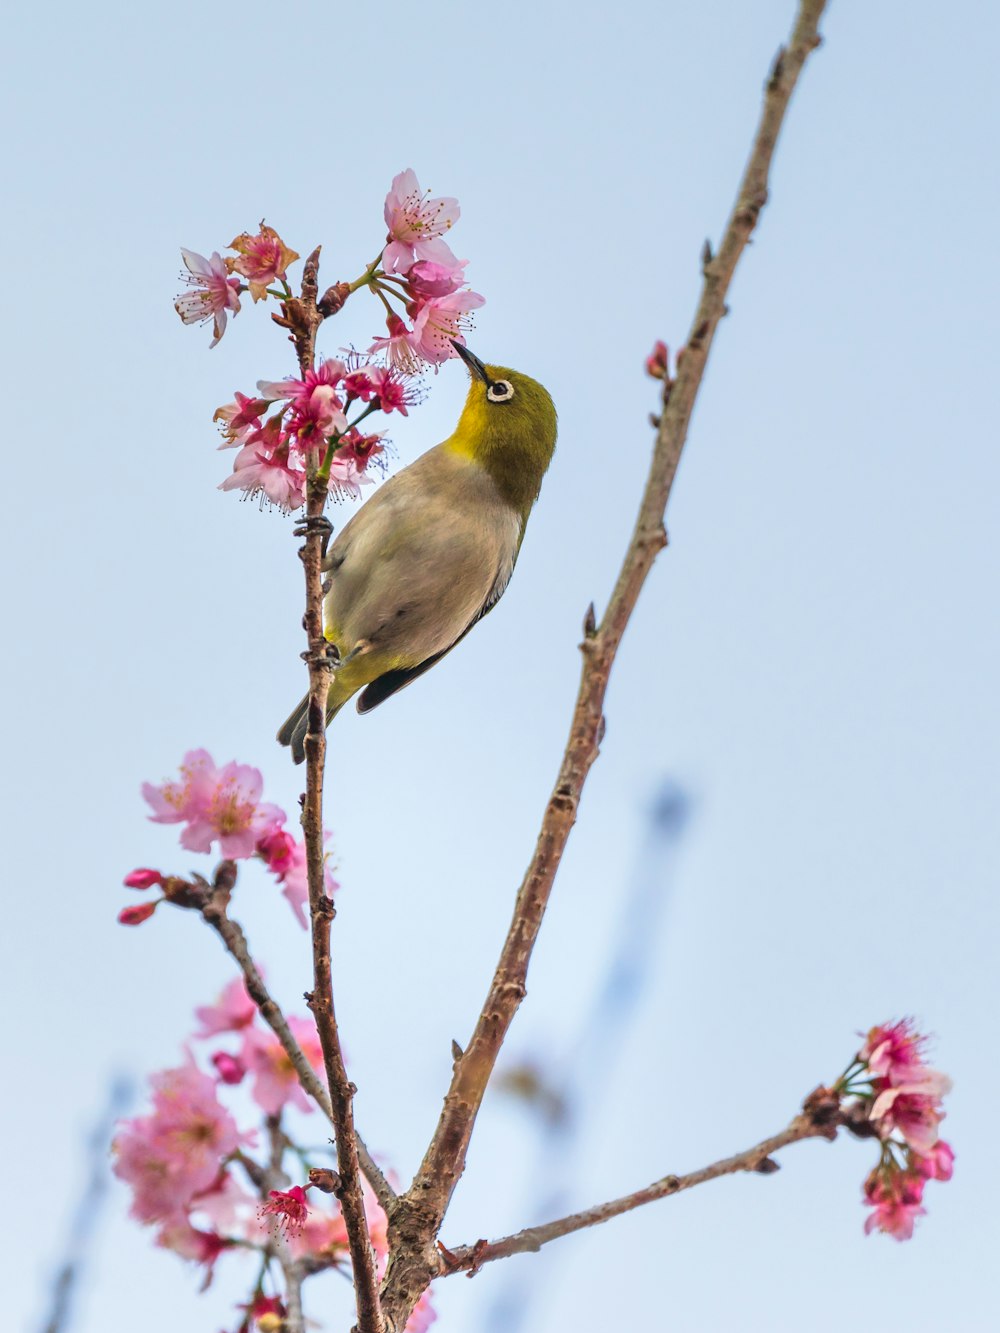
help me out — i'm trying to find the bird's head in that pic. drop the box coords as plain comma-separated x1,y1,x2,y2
449,341,558,518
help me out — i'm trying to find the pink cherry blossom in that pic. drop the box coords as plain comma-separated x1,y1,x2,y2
257,827,297,875
368,313,423,376
383,169,460,275
326,431,385,500
405,258,468,299
256,360,349,448
289,384,349,448
342,364,414,415
258,829,338,928
863,1166,926,1241
287,1204,349,1261
242,1016,325,1115
113,1062,250,1226
914,1140,955,1182
228,223,299,302
194,977,258,1038
364,365,414,415
142,749,286,859
342,367,380,402
189,1171,258,1234
266,837,310,928
409,290,485,366
174,249,242,347
119,901,159,925
259,1185,310,1237
123,868,164,890
211,1052,245,1087
214,392,269,446
257,358,347,411
244,1295,286,1325
219,436,306,512
860,1019,929,1082
864,1194,926,1241
870,1086,948,1154
155,1220,229,1272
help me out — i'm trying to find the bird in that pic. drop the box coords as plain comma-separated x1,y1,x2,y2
277,342,558,762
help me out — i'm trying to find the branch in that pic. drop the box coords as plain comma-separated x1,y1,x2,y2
439,1091,841,1273
280,1263,306,1333
295,248,385,1333
199,880,395,1214
382,0,828,1321
408,0,827,1230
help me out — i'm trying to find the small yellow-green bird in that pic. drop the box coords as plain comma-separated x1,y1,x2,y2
277,342,557,762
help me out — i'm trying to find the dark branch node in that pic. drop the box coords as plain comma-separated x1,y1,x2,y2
753,1156,781,1175
767,46,787,90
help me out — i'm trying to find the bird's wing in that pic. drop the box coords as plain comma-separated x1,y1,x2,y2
355,555,514,714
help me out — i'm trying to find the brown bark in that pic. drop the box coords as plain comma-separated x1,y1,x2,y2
379,2,828,1325
294,248,385,1333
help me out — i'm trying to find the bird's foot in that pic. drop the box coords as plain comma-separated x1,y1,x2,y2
301,640,341,669
294,514,334,561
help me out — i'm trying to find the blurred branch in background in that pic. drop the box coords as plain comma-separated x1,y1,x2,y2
38,1076,133,1333
486,781,692,1333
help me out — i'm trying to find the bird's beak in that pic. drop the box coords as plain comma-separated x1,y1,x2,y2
450,339,490,383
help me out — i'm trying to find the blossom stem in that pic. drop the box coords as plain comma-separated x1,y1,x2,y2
372,286,398,319
347,252,386,294
373,281,409,307
833,1059,865,1090
344,402,380,434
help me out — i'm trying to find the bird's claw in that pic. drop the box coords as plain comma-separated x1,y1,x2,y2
294,514,334,560
294,514,334,540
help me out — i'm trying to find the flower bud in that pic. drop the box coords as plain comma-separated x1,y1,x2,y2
211,1052,247,1085
118,901,159,926
645,340,669,380
307,1166,341,1194
123,868,164,890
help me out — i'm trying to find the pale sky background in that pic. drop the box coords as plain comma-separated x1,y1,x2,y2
4,1,999,1330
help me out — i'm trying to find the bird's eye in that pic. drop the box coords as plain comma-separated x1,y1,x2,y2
486,380,515,403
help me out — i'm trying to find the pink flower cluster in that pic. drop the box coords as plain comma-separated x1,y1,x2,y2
177,174,484,515
191,976,328,1116
368,169,484,372
216,357,403,511
112,1058,255,1267
849,1020,954,1240
117,987,436,1330
862,1019,952,1154
174,223,298,345
121,748,337,927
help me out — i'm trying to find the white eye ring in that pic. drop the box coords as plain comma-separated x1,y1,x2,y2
486,379,515,403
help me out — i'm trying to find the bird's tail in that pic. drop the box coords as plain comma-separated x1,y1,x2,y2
276,695,344,765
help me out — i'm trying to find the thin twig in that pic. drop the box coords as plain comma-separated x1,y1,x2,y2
438,1107,838,1273
281,1263,307,1333
381,1,828,1323
39,1078,132,1333
295,248,385,1333
258,1113,307,1333
200,882,395,1213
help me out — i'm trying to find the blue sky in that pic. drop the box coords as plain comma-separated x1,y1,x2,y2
5,1,998,1329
